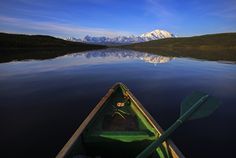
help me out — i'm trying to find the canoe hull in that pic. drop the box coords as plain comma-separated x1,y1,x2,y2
56,83,184,158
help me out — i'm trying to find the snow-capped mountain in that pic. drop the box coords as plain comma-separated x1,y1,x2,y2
66,29,175,45
66,37,82,42
140,29,175,40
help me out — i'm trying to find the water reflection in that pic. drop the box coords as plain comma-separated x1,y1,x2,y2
1,48,236,158
72,48,173,65
0,49,173,77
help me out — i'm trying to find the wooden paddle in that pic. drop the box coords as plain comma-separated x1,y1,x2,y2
136,91,220,158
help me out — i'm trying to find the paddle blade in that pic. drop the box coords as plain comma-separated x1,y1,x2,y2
181,91,220,120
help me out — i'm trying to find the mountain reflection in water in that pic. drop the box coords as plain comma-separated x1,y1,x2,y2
72,49,173,65
0,49,173,77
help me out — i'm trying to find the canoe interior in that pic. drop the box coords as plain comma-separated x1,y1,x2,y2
60,83,183,158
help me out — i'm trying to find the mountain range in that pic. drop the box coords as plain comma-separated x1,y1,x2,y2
66,29,175,45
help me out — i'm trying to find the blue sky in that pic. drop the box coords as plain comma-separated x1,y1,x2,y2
0,0,236,38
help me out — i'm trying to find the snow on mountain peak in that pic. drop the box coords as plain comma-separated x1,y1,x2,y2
67,29,175,45
140,29,175,40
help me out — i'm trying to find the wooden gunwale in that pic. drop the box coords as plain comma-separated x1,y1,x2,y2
120,83,185,158
56,85,117,158
56,82,185,158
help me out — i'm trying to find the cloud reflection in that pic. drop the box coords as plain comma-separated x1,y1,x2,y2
0,49,173,77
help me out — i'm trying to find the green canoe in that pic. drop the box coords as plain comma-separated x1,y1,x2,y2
56,83,184,158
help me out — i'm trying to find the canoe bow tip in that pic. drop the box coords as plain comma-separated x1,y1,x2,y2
116,82,124,85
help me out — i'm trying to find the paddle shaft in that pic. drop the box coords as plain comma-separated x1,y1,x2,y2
136,95,209,158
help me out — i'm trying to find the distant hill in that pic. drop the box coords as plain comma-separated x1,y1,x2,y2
122,33,236,61
0,32,106,62
0,32,106,51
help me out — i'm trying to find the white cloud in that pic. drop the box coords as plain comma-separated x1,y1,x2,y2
208,5,236,19
144,0,174,19
0,15,132,38
193,0,236,20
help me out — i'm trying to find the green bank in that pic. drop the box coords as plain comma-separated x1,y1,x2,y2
0,32,106,62
122,33,236,61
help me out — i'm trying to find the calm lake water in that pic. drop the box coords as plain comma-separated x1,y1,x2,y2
1,48,236,158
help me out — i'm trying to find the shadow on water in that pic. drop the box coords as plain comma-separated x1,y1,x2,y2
123,47,236,63
0,47,105,63
1,46,236,64
0,48,236,158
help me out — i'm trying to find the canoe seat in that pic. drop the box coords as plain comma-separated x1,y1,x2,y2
82,131,158,157
84,130,157,143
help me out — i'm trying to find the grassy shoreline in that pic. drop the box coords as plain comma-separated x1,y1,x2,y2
121,33,236,61
1,32,236,62
0,32,106,62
